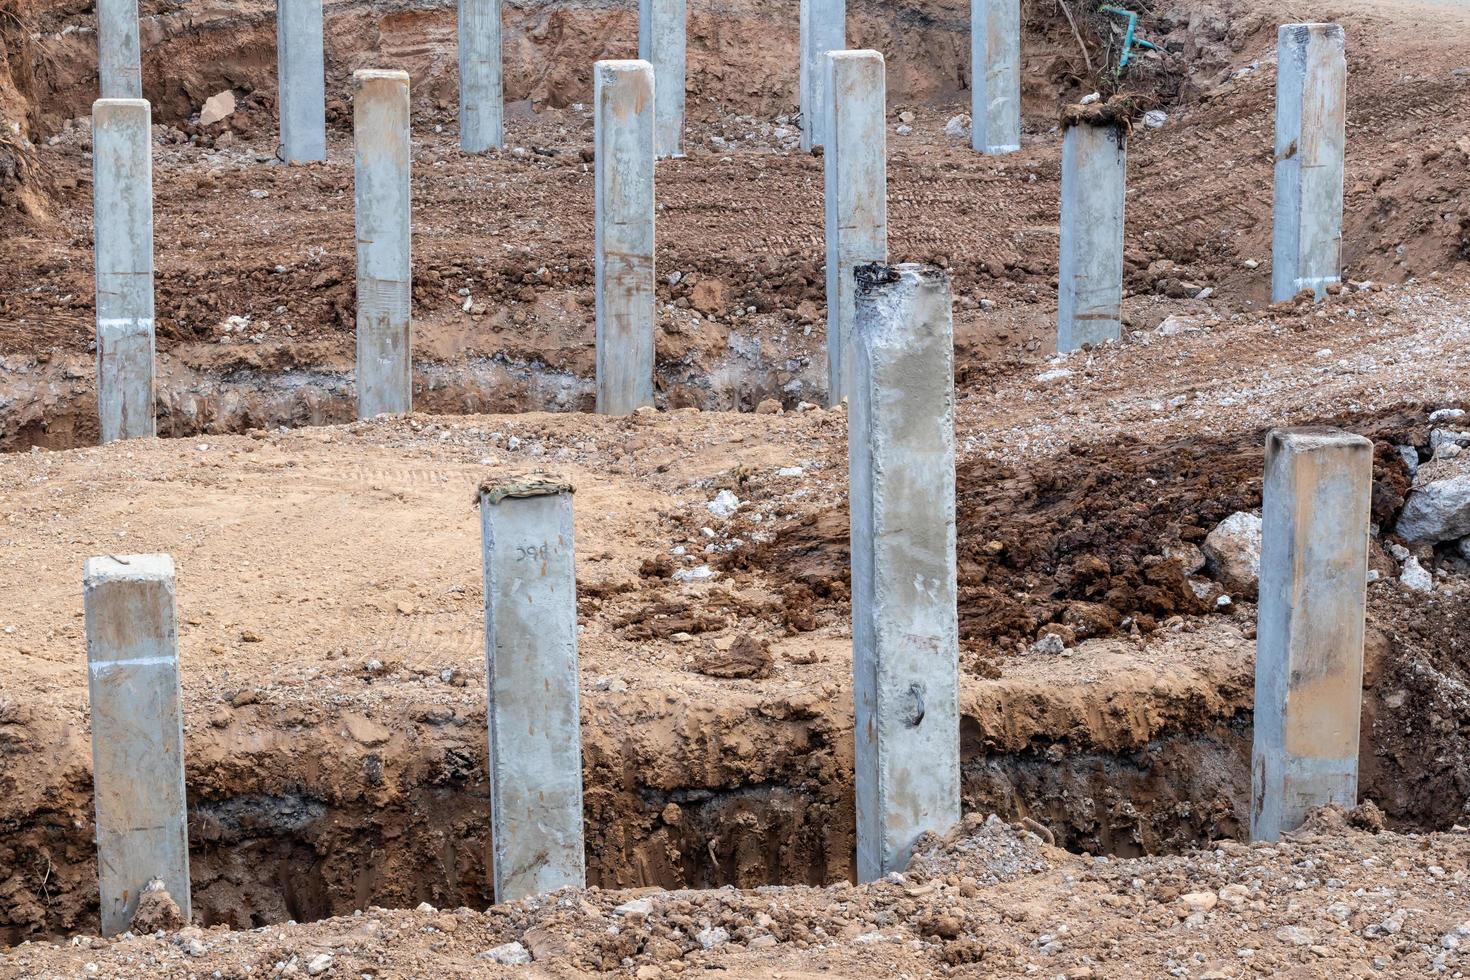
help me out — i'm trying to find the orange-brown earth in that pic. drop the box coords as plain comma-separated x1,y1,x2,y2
2,0,1470,972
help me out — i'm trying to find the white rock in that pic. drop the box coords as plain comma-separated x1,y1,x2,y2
895,124,913,136
614,897,653,916
1202,512,1263,594
1029,633,1066,656
481,942,532,965
1218,883,1250,906
1429,408,1466,423
708,489,741,518
1157,315,1201,336
674,564,714,583
1143,109,1168,128
1180,891,1217,913
697,926,730,949
1080,92,1101,105
1430,428,1470,454
200,90,236,126
1275,925,1314,946
777,466,804,477
1035,368,1073,383
1397,455,1470,542
1400,556,1434,593
944,114,970,138
306,953,334,975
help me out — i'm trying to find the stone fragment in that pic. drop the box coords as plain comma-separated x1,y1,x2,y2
1400,556,1433,592
1180,891,1218,914
1203,512,1262,596
707,489,740,518
480,941,531,965
1396,455,1470,542
199,90,236,126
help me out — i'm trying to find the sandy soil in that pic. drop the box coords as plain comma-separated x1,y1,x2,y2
3,273,1469,947
2,0,1470,971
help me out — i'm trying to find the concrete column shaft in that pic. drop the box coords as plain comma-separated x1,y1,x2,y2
98,0,142,99
638,0,685,158
593,59,656,415
480,484,586,901
1271,23,1346,303
277,0,328,163
84,554,190,936
92,98,156,443
799,0,845,152
1057,121,1127,353
354,70,413,419
459,0,504,152
971,0,1020,154
849,263,960,882
824,50,887,407
1251,427,1372,841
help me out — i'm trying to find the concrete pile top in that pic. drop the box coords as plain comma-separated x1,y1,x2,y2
1059,97,1138,132
476,474,575,505
854,262,949,291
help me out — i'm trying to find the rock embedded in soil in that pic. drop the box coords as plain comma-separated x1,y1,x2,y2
480,941,531,965
1396,454,1470,542
1400,555,1434,592
1202,511,1262,597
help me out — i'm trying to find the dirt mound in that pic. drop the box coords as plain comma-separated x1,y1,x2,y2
720,406,1422,660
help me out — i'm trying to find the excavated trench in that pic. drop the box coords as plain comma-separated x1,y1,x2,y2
9,650,1468,946
0,342,825,451
0,695,1256,945
4,0,1470,945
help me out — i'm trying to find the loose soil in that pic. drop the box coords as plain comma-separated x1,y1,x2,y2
2,0,1470,972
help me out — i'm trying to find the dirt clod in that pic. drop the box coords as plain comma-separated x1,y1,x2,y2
692,635,772,679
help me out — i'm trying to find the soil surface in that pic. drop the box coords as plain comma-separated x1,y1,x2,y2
2,0,1470,446
10,808,1470,977
2,0,1470,972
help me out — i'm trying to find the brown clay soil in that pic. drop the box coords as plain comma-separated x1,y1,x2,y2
12,807,1470,978
3,0,1470,444
3,0,1470,973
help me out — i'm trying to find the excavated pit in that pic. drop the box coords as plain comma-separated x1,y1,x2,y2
2,690,1258,944
8,599,1470,946
5,0,1470,953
